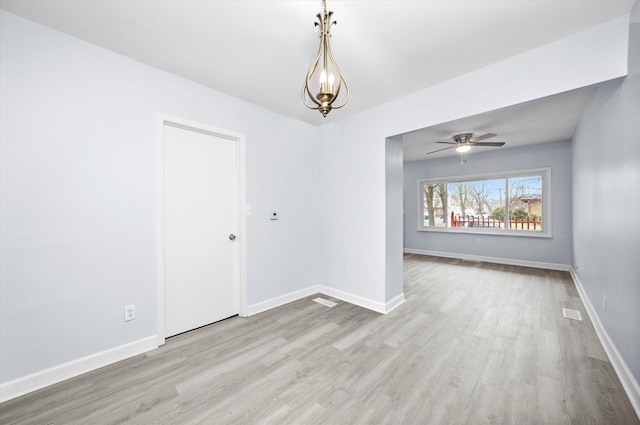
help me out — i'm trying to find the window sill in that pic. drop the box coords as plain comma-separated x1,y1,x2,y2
416,227,551,238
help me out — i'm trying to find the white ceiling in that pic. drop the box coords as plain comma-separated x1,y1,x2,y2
0,0,634,128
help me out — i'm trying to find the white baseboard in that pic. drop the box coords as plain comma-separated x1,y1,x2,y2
403,248,571,271
405,248,638,419
248,285,405,316
320,286,405,314
247,285,322,316
569,268,640,420
318,286,386,314
0,336,158,403
384,292,406,314
5,286,405,403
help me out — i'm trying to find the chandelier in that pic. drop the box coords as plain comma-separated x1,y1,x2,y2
302,0,349,117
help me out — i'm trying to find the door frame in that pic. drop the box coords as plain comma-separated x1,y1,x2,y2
155,113,247,346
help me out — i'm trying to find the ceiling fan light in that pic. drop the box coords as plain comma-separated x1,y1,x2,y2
456,145,472,153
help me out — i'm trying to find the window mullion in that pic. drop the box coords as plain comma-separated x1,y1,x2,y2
443,186,449,227
504,178,509,230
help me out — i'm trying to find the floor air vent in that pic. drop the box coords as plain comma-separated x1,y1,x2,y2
313,297,337,308
562,308,583,321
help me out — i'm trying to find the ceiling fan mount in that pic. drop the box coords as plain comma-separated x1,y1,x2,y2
453,133,474,144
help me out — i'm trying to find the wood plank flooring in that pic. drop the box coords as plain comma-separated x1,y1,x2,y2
1,254,638,424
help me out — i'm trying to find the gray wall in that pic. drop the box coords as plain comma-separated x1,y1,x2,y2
403,140,573,266
386,136,404,301
572,0,640,384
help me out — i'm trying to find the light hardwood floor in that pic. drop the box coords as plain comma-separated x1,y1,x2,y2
1,254,638,424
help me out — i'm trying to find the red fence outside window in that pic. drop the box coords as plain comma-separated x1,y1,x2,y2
450,212,541,230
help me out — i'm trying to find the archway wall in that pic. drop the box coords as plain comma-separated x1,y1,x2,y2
316,15,629,308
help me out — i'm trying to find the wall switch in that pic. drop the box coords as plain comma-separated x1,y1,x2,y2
475,238,480,244
246,205,252,215
124,305,136,322
270,211,279,220
603,295,607,312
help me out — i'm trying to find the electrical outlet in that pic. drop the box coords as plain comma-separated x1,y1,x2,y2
124,305,136,322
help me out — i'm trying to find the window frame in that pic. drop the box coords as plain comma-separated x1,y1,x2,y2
416,167,551,238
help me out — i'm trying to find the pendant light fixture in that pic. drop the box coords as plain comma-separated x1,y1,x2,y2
302,0,349,117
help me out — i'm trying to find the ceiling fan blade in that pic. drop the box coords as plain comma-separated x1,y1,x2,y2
435,141,458,145
426,146,455,155
473,141,505,147
471,133,497,142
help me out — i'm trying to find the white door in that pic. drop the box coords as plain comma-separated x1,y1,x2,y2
162,124,239,338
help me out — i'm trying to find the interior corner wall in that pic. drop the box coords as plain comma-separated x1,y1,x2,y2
571,0,640,387
0,10,320,386
403,141,573,266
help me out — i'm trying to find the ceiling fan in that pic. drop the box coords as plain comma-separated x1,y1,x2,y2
426,133,505,155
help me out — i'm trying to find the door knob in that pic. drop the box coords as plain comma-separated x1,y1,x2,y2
229,234,236,241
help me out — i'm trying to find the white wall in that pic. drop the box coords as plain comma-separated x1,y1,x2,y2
0,10,319,385
403,141,573,267
318,15,629,306
317,118,387,305
572,0,640,391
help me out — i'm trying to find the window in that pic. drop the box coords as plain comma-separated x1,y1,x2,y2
418,168,549,236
